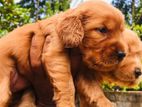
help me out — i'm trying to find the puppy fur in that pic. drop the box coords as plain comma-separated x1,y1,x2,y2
0,1,126,107
11,29,142,107
76,29,142,107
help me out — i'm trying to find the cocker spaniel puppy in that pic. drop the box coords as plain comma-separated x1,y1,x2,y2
10,29,142,107
76,29,142,107
0,1,126,107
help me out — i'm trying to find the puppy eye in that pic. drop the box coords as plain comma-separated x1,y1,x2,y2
96,27,108,33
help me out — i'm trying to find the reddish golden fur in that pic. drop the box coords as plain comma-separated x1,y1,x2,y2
0,1,126,107
11,29,142,107
76,29,142,107
99,29,142,86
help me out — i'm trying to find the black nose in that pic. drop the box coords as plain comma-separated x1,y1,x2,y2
117,51,126,60
135,68,142,78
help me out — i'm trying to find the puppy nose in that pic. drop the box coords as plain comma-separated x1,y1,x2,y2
117,51,126,60
135,68,142,78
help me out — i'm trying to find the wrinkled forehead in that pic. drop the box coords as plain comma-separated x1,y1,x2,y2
77,1,124,31
83,12,124,31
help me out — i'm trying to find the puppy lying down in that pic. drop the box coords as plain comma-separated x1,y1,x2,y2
76,29,142,107
10,29,142,107
0,1,127,107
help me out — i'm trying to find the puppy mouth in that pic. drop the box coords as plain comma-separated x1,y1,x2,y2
83,52,120,71
87,59,119,72
102,73,137,87
86,57,119,72
112,73,137,83
100,59,119,65
96,56,119,67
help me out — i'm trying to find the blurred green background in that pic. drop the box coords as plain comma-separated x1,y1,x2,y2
0,0,142,37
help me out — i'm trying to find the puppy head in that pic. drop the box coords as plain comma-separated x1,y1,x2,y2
100,29,142,86
58,1,126,71
59,1,127,72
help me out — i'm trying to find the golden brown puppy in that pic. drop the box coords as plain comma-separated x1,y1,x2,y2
100,29,142,86
11,29,142,107
76,29,142,107
0,1,126,107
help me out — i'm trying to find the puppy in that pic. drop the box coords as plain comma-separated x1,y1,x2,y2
0,1,126,107
76,29,142,107
11,29,142,107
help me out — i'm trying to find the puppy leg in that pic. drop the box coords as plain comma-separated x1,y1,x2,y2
76,74,114,107
43,53,75,107
0,76,11,107
42,34,75,107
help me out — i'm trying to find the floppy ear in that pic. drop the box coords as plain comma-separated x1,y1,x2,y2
58,15,84,48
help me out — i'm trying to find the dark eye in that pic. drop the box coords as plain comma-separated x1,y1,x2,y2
96,27,108,33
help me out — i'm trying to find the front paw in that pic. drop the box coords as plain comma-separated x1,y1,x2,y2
97,98,116,107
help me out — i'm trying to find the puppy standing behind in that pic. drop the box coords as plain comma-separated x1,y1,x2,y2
76,29,142,107
0,0,126,107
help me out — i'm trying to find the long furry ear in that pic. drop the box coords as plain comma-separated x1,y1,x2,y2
58,15,84,48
